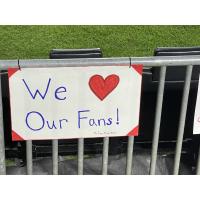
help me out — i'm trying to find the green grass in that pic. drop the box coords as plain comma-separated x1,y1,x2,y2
0,25,200,59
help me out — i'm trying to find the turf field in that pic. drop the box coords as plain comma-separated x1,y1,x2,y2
0,25,199,59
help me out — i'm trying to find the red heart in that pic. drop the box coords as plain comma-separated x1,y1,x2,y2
89,74,120,100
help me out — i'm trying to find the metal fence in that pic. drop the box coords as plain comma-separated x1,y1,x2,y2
0,55,200,175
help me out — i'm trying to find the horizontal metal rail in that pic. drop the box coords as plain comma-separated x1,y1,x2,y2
0,60,18,68
0,55,200,69
19,55,200,67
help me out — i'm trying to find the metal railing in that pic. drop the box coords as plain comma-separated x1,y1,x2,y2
0,55,200,175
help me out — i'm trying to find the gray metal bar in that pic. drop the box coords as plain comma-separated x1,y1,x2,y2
196,144,200,175
78,138,84,175
0,60,18,68
14,55,200,68
0,55,198,70
126,136,135,175
26,140,33,175
19,58,130,68
131,56,200,67
52,139,58,175
173,65,193,175
0,74,6,175
150,66,166,175
102,137,109,175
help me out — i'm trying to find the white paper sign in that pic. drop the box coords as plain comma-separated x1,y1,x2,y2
194,75,200,134
8,64,143,141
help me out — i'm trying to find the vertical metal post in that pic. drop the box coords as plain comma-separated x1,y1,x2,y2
0,74,6,175
126,136,135,175
78,138,84,175
173,65,193,175
150,66,166,175
102,137,109,175
26,140,33,175
52,139,58,175
196,144,200,175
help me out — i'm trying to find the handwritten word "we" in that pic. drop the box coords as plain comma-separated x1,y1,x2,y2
22,78,67,101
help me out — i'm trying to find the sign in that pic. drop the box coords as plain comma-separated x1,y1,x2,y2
8,64,143,141
194,75,200,134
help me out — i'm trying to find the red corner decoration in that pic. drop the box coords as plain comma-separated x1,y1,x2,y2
127,125,139,136
131,64,143,76
8,68,20,78
12,130,24,141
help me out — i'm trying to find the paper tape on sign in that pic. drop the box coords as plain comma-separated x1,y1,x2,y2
194,74,200,134
8,65,143,141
